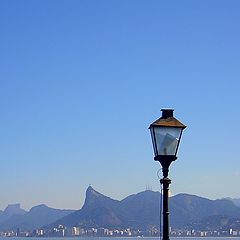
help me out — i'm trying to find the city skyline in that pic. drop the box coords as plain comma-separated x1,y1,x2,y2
1,0,240,210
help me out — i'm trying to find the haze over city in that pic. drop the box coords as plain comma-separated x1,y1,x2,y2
1,0,240,211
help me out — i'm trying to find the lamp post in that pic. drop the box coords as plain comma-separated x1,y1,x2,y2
149,109,186,240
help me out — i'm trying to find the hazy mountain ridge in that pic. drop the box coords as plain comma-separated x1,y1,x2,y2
49,187,240,230
224,197,240,208
170,193,240,228
0,204,27,224
46,186,124,229
0,204,74,231
1,187,240,231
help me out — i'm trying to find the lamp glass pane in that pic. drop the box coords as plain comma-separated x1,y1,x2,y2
150,127,157,156
154,127,182,155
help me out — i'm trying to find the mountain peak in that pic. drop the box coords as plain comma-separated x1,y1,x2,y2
86,186,102,197
83,186,118,210
84,186,104,207
4,203,20,211
86,185,94,192
30,204,48,210
4,203,26,215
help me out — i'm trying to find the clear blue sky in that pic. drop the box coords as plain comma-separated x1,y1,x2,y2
1,0,240,210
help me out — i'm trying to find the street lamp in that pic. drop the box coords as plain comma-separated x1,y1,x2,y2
149,109,186,240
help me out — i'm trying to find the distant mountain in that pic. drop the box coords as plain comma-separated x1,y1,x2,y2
170,194,240,228
0,204,26,224
119,189,160,228
49,187,240,230
0,204,74,231
1,188,240,231
224,198,240,208
46,186,124,229
3,204,26,216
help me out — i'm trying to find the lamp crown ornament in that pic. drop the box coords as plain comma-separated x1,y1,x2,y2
161,109,174,118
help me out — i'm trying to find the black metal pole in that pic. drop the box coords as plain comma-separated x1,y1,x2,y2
160,176,171,240
158,158,174,240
